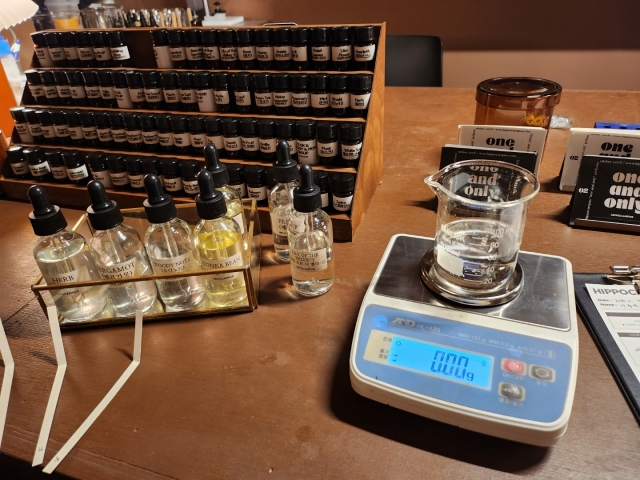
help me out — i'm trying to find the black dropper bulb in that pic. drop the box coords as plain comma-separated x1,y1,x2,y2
86,180,124,230
203,144,229,187
293,165,321,213
195,170,227,220
28,185,68,236
273,139,298,183
143,173,177,224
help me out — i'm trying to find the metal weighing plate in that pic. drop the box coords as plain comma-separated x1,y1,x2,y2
373,236,571,331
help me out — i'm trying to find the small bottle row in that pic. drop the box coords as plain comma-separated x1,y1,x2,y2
10,107,364,167
24,69,372,117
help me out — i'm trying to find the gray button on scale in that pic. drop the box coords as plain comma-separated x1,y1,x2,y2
499,382,526,400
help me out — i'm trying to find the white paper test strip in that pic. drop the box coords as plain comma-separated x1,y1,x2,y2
43,310,143,474
0,317,15,448
33,307,68,466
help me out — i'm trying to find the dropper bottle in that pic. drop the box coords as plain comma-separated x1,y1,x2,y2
192,170,248,307
269,140,299,261
28,185,109,321
86,180,158,316
288,165,334,296
143,174,205,311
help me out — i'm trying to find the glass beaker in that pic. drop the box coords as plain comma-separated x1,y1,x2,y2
424,160,539,304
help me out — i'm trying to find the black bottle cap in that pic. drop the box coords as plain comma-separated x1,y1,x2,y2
221,118,239,136
188,115,205,132
178,71,194,88
144,174,177,223
291,74,309,90
24,108,38,123
139,113,157,130
227,163,245,184
203,144,229,187
53,70,69,84
341,123,363,142
311,27,330,44
293,165,321,213
273,140,298,183
107,154,126,172
317,122,338,140
195,170,227,220
155,113,172,131
107,30,126,46
110,69,127,86
160,158,181,177
193,71,211,88
62,150,83,168
351,74,372,91
151,29,169,45
355,26,375,43
170,115,188,132
244,165,266,185
310,73,329,91
73,31,91,46
253,73,271,90
204,116,222,135
81,70,99,85
201,29,218,45
36,110,52,124
24,147,44,165
274,28,292,44
97,70,113,86
331,26,350,43
44,31,60,47
236,28,254,44
64,110,80,126
313,170,329,191
258,119,276,137
233,72,251,90
330,74,349,91
28,186,67,236
276,119,295,138
160,71,179,88
45,150,65,167
124,156,142,174
240,118,258,137
25,70,42,84
184,29,201,45
272,73,290,90
123,113,140,130
331,172,356,193
142,70,160,86
78,111,93,126
167,29,184,45
67,70,84,85
59,31,74,46
180,160,201,179
140,157,161,175
7,145,24,163
292,28,309,45
40,70,55,84
213,72,230,89
108,112,125,129
31,32,46,45
86,180,124,230
87,152,108,171
89,31,107,46
255,29,272,44
9,107,26,122
218,29,235,45
125,70,143,88
295,120,316,139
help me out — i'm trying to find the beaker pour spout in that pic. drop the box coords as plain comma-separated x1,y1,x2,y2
424,172,442,195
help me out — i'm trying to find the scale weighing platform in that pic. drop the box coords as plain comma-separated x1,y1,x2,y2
349,235,579,447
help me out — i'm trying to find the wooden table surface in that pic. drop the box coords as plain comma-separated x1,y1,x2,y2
1,88,640,479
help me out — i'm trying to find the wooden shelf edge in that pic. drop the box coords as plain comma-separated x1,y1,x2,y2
31,66,376,75
41,24,384,33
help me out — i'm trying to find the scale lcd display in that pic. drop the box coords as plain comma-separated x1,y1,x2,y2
387,336,493,389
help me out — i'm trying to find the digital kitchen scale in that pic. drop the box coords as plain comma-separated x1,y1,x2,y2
349,235,579,447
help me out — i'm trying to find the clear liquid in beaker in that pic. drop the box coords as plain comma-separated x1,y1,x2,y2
433,219,519,290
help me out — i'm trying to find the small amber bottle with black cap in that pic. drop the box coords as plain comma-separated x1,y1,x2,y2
108,112,129,150
32,32,53,68
274,28,293,70
330,75,350,117
178,71,199,112
171,115,191,154
311,28,331,70
46,150,68,183
53,70,72,106
41,70,60,106
331,27,352,71
142,71,164,110
218,29,238,69
253,73,273,114
350,74,373,117
79,111,99,147
93,112,114,148
25,147,53,182
65,110,85,146
236,29,256,69
188,116,207,154
25,70,47,105
62,150,90,185
258,119,277,160
194,72,215,113
7,146,30,179
81,70,103,107
111,70,133,109
233,72,253,113
331,173,355,212
201,29,221,69
354,26,376,70
107,31,131,68
273,74,292,115
24,108,44,143
240,118,260,159
151,29,173,68
227,163,247,198
97,70,117,108
10,107,34,143
310,74,330,116
292,28,310,70
141,157,163,186
45,32,67,67
87,153,113,188
60,31,80,67
205,117,225,152
313,170,331,211
125,156,145,191
89,31,113,67
276,119,297,159
291,74,310,115
245,165,268,205
256,29,274,70
107,154,129,189
181,160,201,196
161,159,184,195
74,31,96,67
221,118,242,158
37,109,58,145
317,121,339,166
167,30,187,68
51,110,71,145
296,120,319,166
67,70,88,106
160,71,182,111
125,70,147,110
184,29,204,69
124,113,144,151
139,114,160,152
213,73,233,113
340,123,363,168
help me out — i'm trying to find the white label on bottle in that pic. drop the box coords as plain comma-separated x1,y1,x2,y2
242,137,259,152
201,251,243,281
285,140,297,155
98,258,136,279
292,45,308,61
292,92,310,108
180,89,197,104
129,87,145,102
191,133,206,148
35,47,53,66
11,161,29,176
56,85,71,98
186,46,203,61
68,125,83,140
42,125,57,139
16,122,31,136
333,194,353,211
203,46,220,61
224,136,242,152
45,85,58,98
154,46,173,68
270,212,289,236
64,46,79,60
143,131,159,144
206,135,224,150
93,46,112,61
220,46,238,61
230,184,247,198
275,45,292,60
49,47,65,61
196,89,216,112
321,192,329,208
51,166,68,180
43,267,87,296
260,137,277,153
111,46,130,60
67,164,89,180
234,91,251,106
342,142,362,160
101,86,116,100
351,93,372,110
128,173,144,188
256,46,274,61
83,126,98,140
111,128,128,143
110,171,129,186
70,85,86,99
255,91,273,107
183,180,199,195
28,123,43,136
127,129,143,144
145,87,163,103
274,92,292,107
159,132,174,146
85,85,101,98
232,213,245,234
173,132,190,147
311,93,329,108
214,90,230,105
54,124,70,137
238,45,256,60
248,186,267,201
115,87,133,108
297,139,319,165
164,177,183,192
355,44,376,61
30,162,51,176
318,141,338,157
330,92,350,108
164,89,180,103
291,248,328,272
170,46,186,61
78,46,95,60
29,84,45,98
311,46,330,61
151,251,197,274
92,170,113,188
332,45,352,62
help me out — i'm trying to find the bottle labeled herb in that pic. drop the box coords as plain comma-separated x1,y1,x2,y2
291,28,309,70
296,120,319,166
142,71,164,109
111,70,134,109
253,73,273,114
139,114,160,151
205,117,225,151
160,71,182,111
178,72,199,112
97,70,117,108
291,74,310,115
276,119,298,159
221,118,242,158
236,29,256,69
107,31,131,67
184,29,204,69
331,173,355,212
79,111,99,146
25,70,46,104
213,73,233,113
181,161,201,196
218,29,238,69
87,153,114,188
194,72,216,113
274,28,293,70
68,70,87,106
81,70,103,107
350,74,372,117
256,29,274,70
89,31,113,67
233,72,252,113
125,70,147,110
188,116,207,154
317,122,339,166
311,28,331,70
273,74,292,115
46,150,68,182
310,74,330,116
340,123,363,168
107,155,130,189
74,31,96,67
124,113,144,151
245,165,268,205
331,27,352,71
62,150,90,185
268,141,299,261
125,156,145,191
7,146,30,179
151,29,174,68
10,107,34,143
240,118,260,158
157,114,175,152
161,158,184,195
32,32,54,67
201,29,221,69
227,163,247,198
354,26,376,70
168,30,187,68
258,119,277,160
108,112,129,150
330,75,350,117
171,115,191,154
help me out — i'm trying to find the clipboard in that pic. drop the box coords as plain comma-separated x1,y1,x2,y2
574,273,640,425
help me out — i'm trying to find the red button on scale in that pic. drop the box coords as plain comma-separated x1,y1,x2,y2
502,358,526,374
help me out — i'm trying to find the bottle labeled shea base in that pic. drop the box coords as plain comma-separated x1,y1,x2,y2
193,170,248,307
331,173,355,212
86,180,158,316
269,140,299,261
28,186,109,322
143,174,205,311
288,165,335,296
